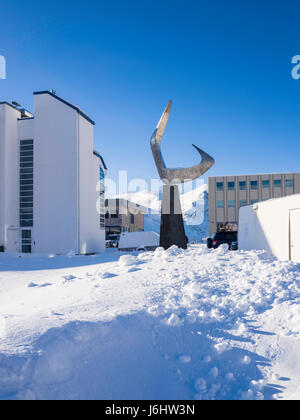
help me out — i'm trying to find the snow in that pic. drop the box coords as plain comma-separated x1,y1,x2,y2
0,244,300,400
117,184,209,243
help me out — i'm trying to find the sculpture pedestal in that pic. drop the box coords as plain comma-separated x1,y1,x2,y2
160,185,187,250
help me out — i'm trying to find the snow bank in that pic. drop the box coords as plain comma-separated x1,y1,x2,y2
0,246,299,400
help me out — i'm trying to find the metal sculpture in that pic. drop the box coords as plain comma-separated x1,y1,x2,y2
151,100,215,250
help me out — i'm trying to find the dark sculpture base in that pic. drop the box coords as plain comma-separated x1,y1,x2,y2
160,185,187,250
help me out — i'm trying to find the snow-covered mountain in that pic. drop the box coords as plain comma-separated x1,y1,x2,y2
117,184,209,243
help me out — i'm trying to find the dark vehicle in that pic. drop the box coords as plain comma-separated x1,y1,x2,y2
207,231,238,250
105,234,120,248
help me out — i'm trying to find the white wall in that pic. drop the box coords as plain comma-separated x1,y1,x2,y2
239,194,300,261
33,94,79,254
78,115,105,254
0,104,21,250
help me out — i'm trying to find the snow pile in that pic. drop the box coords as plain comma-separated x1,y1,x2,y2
117,184,209,242
0,246,299,400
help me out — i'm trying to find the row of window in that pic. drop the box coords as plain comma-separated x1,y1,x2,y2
20,140,33,228
105,211,135,224
216,179,294,192
217,199,260,209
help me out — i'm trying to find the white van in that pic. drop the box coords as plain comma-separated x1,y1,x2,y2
118,231,159,252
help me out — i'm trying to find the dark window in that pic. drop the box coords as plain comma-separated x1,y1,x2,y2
216,182,224,191
130,214,135,224
239,181,246,191
228,200,236,208
227,182,235,191
262,180,270,188
274,179,281,188
286,179,294,188
21,230,32,253
250,181,258,190
217,200,224,209
20,140,33,228
239,200,247,207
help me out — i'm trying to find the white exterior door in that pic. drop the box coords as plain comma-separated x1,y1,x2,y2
290,209,300,263
6,229,19,252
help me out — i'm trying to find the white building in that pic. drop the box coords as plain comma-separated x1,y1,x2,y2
239,195,300,262
0,91,107,255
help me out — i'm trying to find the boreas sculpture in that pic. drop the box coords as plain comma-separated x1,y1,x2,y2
150,100,215,249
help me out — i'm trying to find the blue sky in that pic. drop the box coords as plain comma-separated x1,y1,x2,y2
1,0,300,189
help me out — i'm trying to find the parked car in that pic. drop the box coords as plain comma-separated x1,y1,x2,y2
105,234,120,248
228,241,238,251
207,231,238,250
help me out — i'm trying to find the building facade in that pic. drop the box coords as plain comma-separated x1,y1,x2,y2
105,199,147,237
209,172,300,235
0,91,107,254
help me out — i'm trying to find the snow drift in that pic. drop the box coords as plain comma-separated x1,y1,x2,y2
0,245,300,400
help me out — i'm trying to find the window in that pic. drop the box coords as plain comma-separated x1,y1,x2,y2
239,200,247,207
130,214,135,224
20,140,33,228
286,179,294,188
250,181,258,190
239,181,246,191
99,167,105,229
228,200,236,208
262,180,270,188
227,182,235,191
21,229,32,253
251,199,258,204
274,179,281,188
217,200,224,209
111,211,119,219
216,182,224,192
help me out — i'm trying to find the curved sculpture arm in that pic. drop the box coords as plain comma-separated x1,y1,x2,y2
150,101,215,184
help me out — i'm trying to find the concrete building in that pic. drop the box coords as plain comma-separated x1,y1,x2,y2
0,91,107,254
239,194,300,262
105,199,147,237
209,173,300,235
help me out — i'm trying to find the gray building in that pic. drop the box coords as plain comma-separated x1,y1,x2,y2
209,172,300,235
105,199,147,237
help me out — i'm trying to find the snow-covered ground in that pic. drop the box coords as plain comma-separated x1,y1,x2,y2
0,245,300,400
118,184,209,243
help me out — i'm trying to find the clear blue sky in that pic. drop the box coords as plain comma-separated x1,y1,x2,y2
1,0,300,188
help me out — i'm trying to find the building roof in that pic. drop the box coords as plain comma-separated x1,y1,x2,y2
33,91,95,126
93,150,107,170
105,198,148,214
0,102,34,117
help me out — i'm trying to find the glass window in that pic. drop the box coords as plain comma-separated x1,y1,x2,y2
216,182,224,192
251,199,258,204
286,179,294,188
217,200,224,209
228,182,235,191
21,230,32,253
239,181,246,191
20,140,33,228
228,200,236,208
239,200,247,207
274,179,281,188
262,180,270,188
130,214,135,224
250,181,258,190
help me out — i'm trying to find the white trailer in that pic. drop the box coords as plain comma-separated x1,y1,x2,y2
118,231,159,252
239,194,300,262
